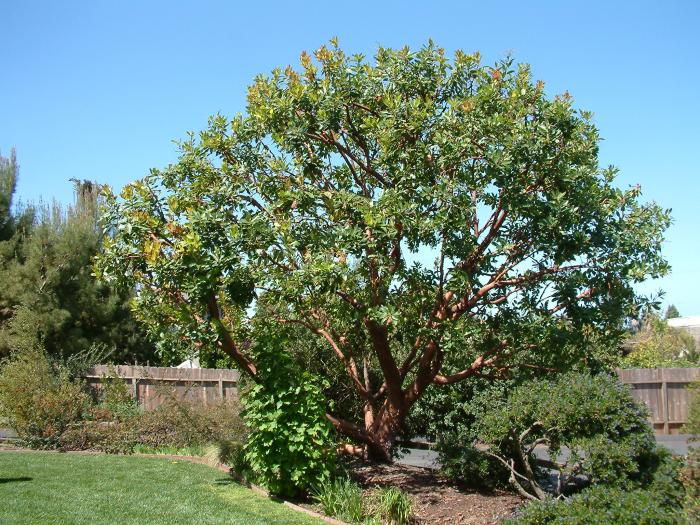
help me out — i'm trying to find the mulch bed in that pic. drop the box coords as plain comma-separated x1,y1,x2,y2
350,461,524,525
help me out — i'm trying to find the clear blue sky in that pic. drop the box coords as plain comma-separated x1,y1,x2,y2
2,1,699,314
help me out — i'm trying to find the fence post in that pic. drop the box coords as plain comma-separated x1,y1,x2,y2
218,378,224,400
661,379,669,434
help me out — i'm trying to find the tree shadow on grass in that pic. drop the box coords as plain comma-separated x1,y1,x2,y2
0,477,32,484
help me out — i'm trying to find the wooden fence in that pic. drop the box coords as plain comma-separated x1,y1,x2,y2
617,368,699,435
85,365,698,434
84,365,240,411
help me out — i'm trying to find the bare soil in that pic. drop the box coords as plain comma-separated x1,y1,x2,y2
350,462,523,525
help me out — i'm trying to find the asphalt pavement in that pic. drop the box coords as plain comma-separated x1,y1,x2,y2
397,434,696,469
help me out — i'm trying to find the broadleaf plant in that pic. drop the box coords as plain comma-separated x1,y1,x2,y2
96,41,671,461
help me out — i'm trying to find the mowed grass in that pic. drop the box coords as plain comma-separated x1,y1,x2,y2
0,451,324,525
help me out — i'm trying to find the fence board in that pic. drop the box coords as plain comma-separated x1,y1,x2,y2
85,365,240,410
84,365,698,433
616,368,700,434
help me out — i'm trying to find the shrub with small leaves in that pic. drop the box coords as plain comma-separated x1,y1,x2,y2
97,366,140,420
462,372,663,499
0,347,90,449
135,397,246,449
503,484,684,525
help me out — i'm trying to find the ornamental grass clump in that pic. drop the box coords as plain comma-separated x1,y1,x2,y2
312,478,365,523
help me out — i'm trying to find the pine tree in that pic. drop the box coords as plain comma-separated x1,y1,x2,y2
0,151,158,363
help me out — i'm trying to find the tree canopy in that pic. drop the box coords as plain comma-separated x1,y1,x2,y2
96,41,670,460
0,151,155,363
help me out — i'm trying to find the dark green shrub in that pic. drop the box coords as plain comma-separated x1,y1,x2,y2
0,347,90,448
682,449,700,523
462,372,661,499
503,485,684,525
438,435,510,490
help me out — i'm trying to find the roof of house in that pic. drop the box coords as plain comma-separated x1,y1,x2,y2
667,316,700,342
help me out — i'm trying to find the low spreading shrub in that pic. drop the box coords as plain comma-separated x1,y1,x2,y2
447,372,663,500
58,397,246,454
134,397,246,449
503,484,684,525
503,430,686,524
60,418,137,454
0,347,90,448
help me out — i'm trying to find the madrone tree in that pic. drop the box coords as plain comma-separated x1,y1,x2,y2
96,42,670,461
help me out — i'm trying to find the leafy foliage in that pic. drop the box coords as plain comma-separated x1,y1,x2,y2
622,313,699,368
455,372,663,499
0,347,90,448
0,152,156,363
504,484,684,525
96,41,671,456
681,449,700,523
60,394,246,454
242,341,335,498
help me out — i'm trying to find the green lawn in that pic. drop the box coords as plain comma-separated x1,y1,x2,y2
0,451,324,525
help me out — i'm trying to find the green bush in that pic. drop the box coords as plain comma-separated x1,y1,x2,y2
0,347,90,448
60,418,137,454
135,397,246,449
461,372,662,499
681,449,700,523
437,436,510,490
684,381,700,437
503,485,684,525
243,359,336,499
59,397,246,454
97,367,140,420
622,313,699,368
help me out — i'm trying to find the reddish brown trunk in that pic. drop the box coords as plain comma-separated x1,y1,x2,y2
366,398,405,462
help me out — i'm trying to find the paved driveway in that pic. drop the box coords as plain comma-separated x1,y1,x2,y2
398,434,696,469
